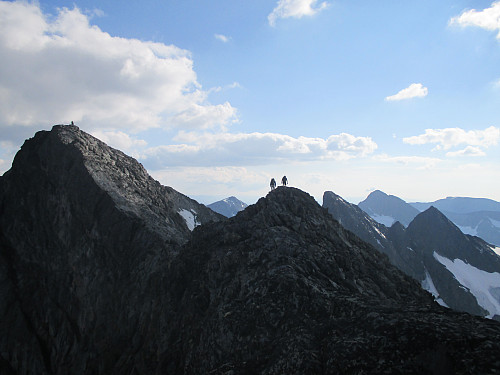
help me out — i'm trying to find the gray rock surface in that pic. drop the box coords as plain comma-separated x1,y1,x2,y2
324,190,500,318
0,125,223,374
358,189,420,227
2,126,500,374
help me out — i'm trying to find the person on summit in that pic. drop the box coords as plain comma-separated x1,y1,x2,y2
270,178,277,190
281,175,288,186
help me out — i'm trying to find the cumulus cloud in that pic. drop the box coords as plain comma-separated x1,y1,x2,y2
450,1,500,39
446,146,486,157
141,131,377,168
403,126,500,150
385,83,428,101
268,0,329,26
214,34,230,43
0,140,19,174
90,130,147,152
0,1,237,133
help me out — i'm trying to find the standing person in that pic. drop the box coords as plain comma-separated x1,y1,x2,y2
281,175,288,186
270,178,277,190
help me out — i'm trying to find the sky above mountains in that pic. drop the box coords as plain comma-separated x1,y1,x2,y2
1,0,500,204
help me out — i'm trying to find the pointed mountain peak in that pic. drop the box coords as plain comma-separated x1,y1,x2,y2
244,186,325,225
367,189,388,198
410,206,453,227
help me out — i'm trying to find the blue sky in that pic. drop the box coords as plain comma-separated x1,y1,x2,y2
1,0,500,204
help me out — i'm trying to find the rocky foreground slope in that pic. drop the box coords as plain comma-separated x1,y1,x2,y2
1,126,500,374
0,125,223,374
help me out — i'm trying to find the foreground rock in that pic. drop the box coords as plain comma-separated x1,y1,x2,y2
1,126,500,374
168,187,500,374
0,125,223,374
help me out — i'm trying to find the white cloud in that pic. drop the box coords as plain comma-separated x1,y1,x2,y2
150,166,269,202
268,0,329,26
450,1,500,39
403,126,500,150
0,1,237,133
0,140,19,174
385,83,428,101
446,146,486,157
373,154,441,170
90,130,147,152
214,34,230,43
141,131,377,168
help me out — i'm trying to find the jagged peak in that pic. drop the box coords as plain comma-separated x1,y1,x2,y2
407,205,462,237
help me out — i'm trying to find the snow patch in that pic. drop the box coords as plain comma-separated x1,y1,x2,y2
434,252,500,318
490,218,500,229
370,214,395,228
406,247,414,252
490,245,500,257
421,269,448,307
178,209,200,231
372,225,387,239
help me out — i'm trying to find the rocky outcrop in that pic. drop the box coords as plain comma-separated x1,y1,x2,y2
2,126,500,374
0,125,223,374
166,187,500,374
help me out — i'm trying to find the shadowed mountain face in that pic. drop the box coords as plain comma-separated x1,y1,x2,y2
358,190,420,227
0,125,223,374
2,126,500,374
324,191,500,319
363,190,500,247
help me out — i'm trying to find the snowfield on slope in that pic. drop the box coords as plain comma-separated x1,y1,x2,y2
434,252,500,318
178,209,200,231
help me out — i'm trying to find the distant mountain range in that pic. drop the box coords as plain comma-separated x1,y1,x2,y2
207,196,248,217
358,190,500,247
325,190,500,319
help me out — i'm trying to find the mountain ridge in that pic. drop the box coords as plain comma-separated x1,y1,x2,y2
2,126,500,373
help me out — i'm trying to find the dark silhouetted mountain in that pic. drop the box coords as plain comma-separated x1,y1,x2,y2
323,191,418,278
363,191,500,247
358,189,420,227
207,196,248,217
411,197,500,247
0,125,223,374
411,196,500,214
167,187,500,373
2,126,500,374
442,210,500,247
324,189,500,319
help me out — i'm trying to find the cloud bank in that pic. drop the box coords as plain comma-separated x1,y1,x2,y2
450,1,500,39
403,126,499,157
0,1,237,133
385,83,428,101
268,0,329,26
142,131,377,168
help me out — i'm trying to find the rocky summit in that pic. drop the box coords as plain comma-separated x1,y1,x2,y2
0,125,223,374
2,126,500,374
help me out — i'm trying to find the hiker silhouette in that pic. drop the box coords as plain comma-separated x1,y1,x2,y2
281,176,288,186
270,178,277,190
